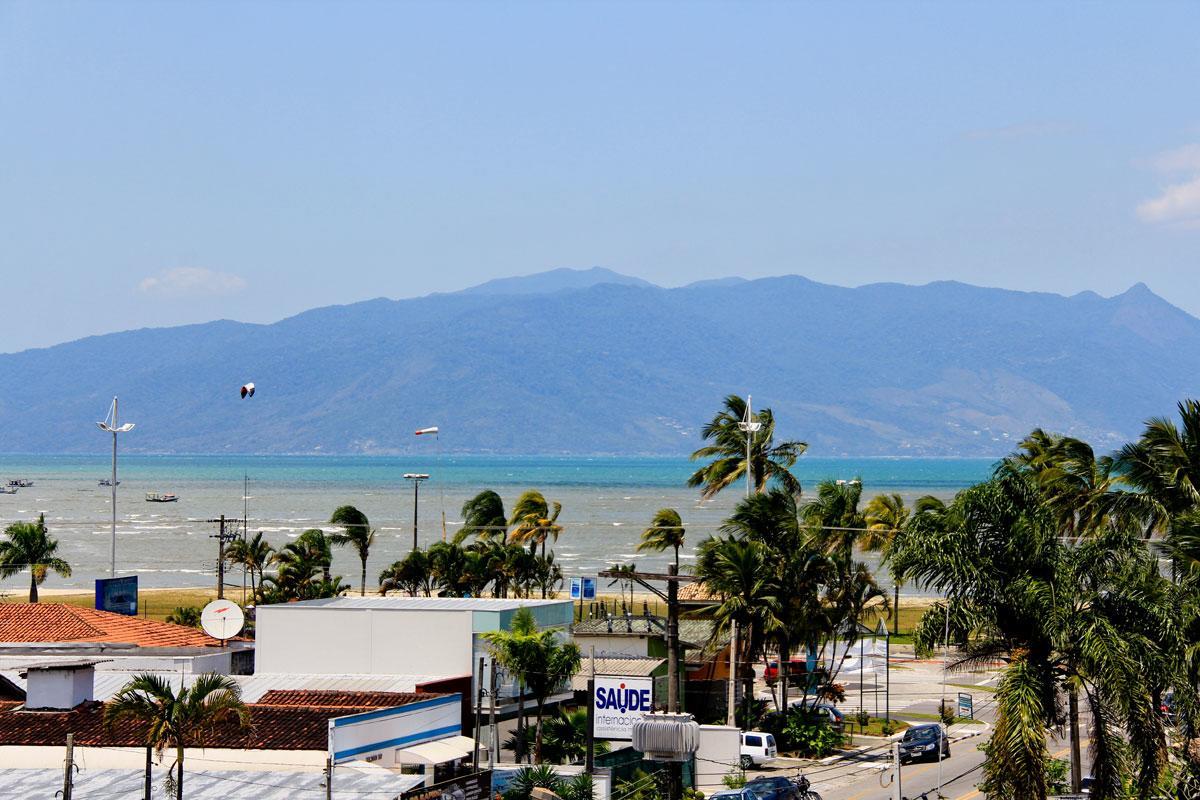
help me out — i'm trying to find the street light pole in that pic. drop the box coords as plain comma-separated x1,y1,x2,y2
737,395,762,498
403,473,429,551
96,397,135,577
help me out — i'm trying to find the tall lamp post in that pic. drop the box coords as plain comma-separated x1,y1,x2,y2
737,395,762,498
95,397,135,577
403,473,429,551
414,426,444,540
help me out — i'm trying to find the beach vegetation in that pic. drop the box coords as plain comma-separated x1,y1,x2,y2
636,507,685,569
224,531,273,602
165,606,202,627
0,513,71,602
458,489,509,544
509,490,564,561
329,505,376,596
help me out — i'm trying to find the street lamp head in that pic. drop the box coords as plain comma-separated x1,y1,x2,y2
403,473,430,481
116,423,135,432
96,422,110,431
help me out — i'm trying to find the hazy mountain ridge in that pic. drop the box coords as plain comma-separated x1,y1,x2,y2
1,272,1196,457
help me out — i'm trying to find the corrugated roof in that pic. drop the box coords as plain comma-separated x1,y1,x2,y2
0,604,234,649
572,617,723,649
0,764,423,799
276,596,570,611
570,657,664,690
258,690,434,708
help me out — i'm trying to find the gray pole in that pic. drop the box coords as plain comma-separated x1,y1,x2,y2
144,745,152,800
474,657,485,772
62,732,75,800
110,405,118,577
412,480,420,551
217,515,227,600
489,659,498,770
885,631,891,724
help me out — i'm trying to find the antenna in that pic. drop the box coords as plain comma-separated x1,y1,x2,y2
199,599,245,642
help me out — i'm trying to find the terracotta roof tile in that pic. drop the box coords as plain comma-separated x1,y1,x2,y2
0,604,226,648
678,583,717,601
257,690,438,708
0,699,439,751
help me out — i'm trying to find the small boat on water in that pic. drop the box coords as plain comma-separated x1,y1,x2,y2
145,492,179,503
0,486,17,495
99,479,120,487
6,479,33,488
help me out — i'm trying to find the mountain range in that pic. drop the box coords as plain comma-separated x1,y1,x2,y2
1,270,1197,456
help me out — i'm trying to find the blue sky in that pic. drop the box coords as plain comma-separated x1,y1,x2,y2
2,1,1198,351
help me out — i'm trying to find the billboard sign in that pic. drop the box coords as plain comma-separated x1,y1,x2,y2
593,676,654,740
570,577,597,600
95,575,138,616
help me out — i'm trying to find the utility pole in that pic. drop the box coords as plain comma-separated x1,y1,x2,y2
586,645,596,774
1069,686,1082,792
144,745,152,800
598,567,693,713
474,657,485,772
209,515,241,600
489,659,498,770
891,742,902,800
404,473,429,551
728,619,738,727
325,756,333,800
62,733,75,800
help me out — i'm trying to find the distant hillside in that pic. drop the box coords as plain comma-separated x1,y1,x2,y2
1,271,1197,456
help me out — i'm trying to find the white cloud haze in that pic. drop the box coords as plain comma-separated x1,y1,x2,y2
1138,143,1200,227
138,267,248,298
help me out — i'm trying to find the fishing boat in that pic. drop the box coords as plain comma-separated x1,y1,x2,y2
0,486,16,495
145,492,179,503
6,479,33,488
99,479,120,487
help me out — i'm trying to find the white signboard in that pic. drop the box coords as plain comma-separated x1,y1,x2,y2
593,676,654,740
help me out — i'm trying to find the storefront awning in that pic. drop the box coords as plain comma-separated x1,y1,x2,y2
395,735,486,765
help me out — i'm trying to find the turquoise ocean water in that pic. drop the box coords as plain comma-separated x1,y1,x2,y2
0,455,996,592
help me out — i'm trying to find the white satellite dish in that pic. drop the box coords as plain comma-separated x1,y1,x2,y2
200,599,245,641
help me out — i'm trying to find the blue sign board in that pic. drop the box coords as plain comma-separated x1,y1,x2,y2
570,577,597,600
95,575,138,616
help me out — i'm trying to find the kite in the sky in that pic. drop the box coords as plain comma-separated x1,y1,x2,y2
240,383,255,399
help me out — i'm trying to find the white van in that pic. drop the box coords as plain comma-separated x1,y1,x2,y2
739,731,777,769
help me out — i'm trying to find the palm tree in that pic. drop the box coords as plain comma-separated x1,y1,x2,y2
329,505,375,596
379,549,434,596
891,470,1176,799
509,491,563,559
694,536,781,716
459,490,508,544
863,492,913,633
224,531,273,602
165,606,202,627
0,514,71,602
104,672,250,800
1111,399,1200,535
266,529,335,601
1010,429,1123,537
688,394,807,499
801,478,866,557
636,508,685,569
483,606,581,764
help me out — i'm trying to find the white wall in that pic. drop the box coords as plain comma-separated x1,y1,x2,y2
25,667,93,710
256,608,473,676
695,725,740,788
0,745,326,771
329,694,462,765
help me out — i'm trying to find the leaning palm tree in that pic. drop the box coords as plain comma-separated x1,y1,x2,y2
224,531,273,602
105,672,250,800
509,491,563,559
863,492,910,632
801,478,866,557
1111,399,1200,535
0,514,71,602
458,490,509,544
636,508,685,569
688,394,807,499
329,505,376,596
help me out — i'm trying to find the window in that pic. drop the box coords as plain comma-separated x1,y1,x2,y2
764,734,776,747
744,734,762,747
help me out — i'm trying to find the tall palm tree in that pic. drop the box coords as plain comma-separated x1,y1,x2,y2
267,529,334,600
636,508,685,569
1111,399,1200,535
509,491,563,559
0,514,71,602
459,490,508,544
801,478,866,557
329,505,376,596
1010,429,1123,537
863,492,914,633
224,531,273,602
688,394,807,499
104,672,250,800
891,470,1176,799
483,607,581,764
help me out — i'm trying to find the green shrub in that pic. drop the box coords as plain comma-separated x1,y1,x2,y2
722,769,747,789
782,715,843,757
937,700,956,726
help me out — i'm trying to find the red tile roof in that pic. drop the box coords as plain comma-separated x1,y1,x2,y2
257,690,438,708
0,603,229,648
0,700,411,751
678,582,717,602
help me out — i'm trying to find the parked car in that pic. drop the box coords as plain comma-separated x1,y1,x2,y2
788,701,846,733
898,723,950,764
746,776,800,800
710,790,758,800
764,658,810,681
740,730,778,769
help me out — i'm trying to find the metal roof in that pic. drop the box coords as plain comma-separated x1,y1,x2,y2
0,764,422,799
274,596,571,611
570,657,665,690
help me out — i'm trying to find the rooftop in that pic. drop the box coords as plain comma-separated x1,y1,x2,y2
570,656,664,690
273,596,571,611
678,583,718,602
573,616,722,649
257,689,434,708
0,604,242,649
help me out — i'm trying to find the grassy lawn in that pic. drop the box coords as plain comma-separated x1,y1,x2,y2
1,588,220,623
844,715,911,736
861,600,934,639
947,682,997,694
900,711,984,725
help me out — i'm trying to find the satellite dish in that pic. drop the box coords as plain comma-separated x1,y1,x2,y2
200,600,245,640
